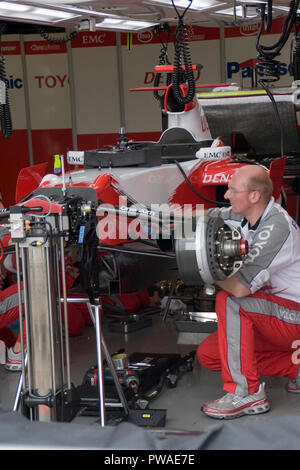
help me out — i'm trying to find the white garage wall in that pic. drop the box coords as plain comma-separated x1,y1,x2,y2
24,36,72,130
71,33,120,134
0,18,296,204
2,19,295,141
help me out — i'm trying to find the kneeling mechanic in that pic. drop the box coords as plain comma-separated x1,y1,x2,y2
198,164,300,419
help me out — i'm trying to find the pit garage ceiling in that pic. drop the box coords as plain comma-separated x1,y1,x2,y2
0,0,295,33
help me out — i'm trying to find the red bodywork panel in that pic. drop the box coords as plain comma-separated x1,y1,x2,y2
15,162,49,204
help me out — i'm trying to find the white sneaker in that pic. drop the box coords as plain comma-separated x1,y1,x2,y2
202,383,270,419
5,347,22,372
286,367,300,393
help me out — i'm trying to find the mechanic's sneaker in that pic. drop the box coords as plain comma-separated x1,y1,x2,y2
201,383,270,420
286,368,300,393
5,347,22,371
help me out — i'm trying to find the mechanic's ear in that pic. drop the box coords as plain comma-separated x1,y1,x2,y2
249,189,260,204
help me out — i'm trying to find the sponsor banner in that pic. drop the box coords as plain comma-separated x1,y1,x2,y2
3,55,26,129
121,24,219,46
24,40,66,55
1,41,20,55
225,17,288,38
227,59,292,80
33,73,69,90
4,74,23,90
143,68,202,86
202,173,231,184
196,146,231,160
67,151,84,165
71,31,116,48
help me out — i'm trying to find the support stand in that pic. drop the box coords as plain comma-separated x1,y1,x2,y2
13,296,129,427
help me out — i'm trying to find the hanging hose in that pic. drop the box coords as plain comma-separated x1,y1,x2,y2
171,0,195,106
0,22,12,139
153,24,172,108
35,25,78,44
256,0,300,156
290,20,300,80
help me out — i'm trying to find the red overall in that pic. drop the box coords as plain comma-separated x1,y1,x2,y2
197,290,300,396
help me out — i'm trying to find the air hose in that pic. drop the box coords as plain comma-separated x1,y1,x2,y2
153,24,172,108
0,22,12,139
256,0,298,82
171,0,195,106
35,26,78,44
256,0,300,156
290,20,300,80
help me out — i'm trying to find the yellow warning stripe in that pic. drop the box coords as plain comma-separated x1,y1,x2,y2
127,32,133,50
197,90,267,98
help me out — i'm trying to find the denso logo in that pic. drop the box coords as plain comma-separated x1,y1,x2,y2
203,173,231,184
137,30,153,43
227,59,291,79
240,23,259,36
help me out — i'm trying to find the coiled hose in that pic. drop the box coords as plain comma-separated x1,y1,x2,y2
256,0,298,82
171,0,195,106
0,22,12,139
153,25,172,108
290,29,300,80
36,26,78,44
256,0,300,156
172,19,195,105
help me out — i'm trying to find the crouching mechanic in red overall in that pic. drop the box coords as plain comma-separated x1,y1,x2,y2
198,164,300,419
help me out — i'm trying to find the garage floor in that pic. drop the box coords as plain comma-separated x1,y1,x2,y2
1,309,300,444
